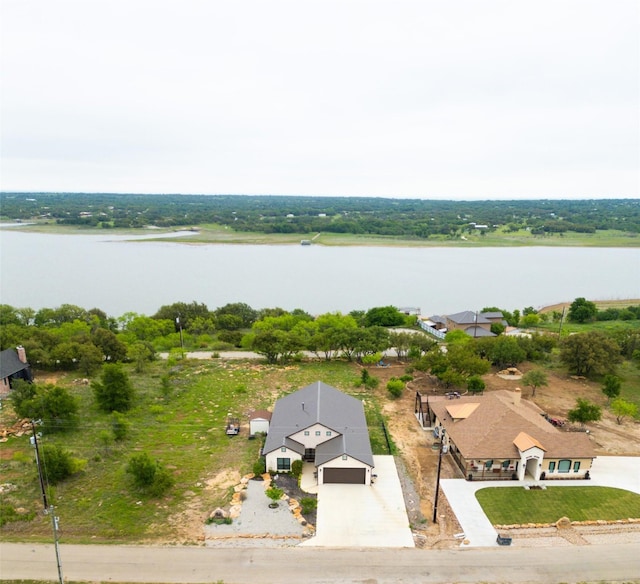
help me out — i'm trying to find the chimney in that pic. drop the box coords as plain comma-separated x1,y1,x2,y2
513,387,521,406
16,346,27,364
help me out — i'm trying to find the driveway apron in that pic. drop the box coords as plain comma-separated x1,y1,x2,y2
301,455,415,547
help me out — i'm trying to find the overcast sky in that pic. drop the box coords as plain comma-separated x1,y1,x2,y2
1,0,638,199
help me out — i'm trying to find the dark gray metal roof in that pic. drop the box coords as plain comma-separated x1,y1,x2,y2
263,381,373,467
315,430,374,468
0,349,29,380
447,310,492,325
463,326,496,337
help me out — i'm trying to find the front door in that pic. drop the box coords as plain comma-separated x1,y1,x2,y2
304,448,315,462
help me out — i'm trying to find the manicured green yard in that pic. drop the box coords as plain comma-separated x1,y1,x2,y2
476,486,640,524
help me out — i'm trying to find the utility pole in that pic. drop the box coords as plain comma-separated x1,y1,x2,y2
176,316,184,357
30,420,64,584
432,428,446,523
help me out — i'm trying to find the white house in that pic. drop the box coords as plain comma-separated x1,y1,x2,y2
262,381,375,485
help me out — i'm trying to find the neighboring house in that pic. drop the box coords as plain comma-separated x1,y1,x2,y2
421,310,507,338
0,346,33,395
249,409,272,436
263,381,375,485
415,389,595,482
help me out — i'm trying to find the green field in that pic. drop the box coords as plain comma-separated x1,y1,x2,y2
476,486,640,524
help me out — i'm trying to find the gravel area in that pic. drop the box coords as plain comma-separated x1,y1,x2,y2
204,480,309,545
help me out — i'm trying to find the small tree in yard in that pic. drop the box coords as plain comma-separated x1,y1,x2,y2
601,375,622,404
360,369,379,389
522,369,548,397
387,378,405,398
93,364,135,412
567,398,602,428
266,486,284,508
126,452,174,497
610,398,638,425
291,459,303,479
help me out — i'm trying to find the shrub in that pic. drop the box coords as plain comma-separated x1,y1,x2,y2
399,374,413,383
253,459,266,476
360,369,379,389
126,452,174,497
300,497,317,515
467,375,486,394
291,459,303,479
42,444,80,484
387,378,404,398
111,411,131,441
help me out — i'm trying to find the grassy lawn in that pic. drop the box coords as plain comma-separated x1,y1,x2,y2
476,486,640,524
0,358,390,543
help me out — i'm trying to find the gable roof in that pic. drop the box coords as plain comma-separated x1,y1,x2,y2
513,431,547,452
249,409,272,421
263,381,374,467
429,390,594,460
0,349,29,380
447,311,491,325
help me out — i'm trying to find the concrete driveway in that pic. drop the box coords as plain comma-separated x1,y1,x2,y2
300,455,415,547
441,456,640,548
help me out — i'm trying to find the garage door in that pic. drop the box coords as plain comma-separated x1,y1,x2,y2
323,468,366,484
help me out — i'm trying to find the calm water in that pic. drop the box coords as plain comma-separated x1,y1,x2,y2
1,229,638,317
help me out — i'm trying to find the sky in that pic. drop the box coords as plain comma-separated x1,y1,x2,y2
1,0,638,200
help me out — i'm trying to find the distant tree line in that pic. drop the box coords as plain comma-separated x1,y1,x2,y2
2,193,639,238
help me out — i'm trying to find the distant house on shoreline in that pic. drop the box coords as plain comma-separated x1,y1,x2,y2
0,346,33,395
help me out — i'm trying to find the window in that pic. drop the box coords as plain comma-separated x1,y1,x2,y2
315,431,321,436
502,460,510,469
304,431,309,436
485,459,493,469
326,431,332,436
573,461,581,472
548,461,556,473
342,454,348,460
281,447,286,452
277,458,290,471
558,459,571,473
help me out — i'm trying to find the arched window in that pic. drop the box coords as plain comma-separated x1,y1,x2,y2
558,459,571,473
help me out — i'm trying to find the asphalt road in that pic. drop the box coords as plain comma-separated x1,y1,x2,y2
2,543,639,584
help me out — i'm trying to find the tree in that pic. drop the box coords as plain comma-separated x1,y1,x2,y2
265,485,284,508
364,306,405,327
484,336,527,368
111,411,131,441
12,382,78,432
91,328,127,362
126,452,174,497
521,369,548,397
93,364,135,412
567,398,602,428
610,398,638,425
76,342,104,376
601,375,622,404
467,375,485,394
568,297,598,323
559,331,621,377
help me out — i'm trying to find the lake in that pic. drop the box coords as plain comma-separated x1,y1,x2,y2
1,228,638,317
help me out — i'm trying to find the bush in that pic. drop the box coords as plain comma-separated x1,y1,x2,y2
399,374,413,383
387,378,404,398
111,411,131,441
360,369,379,389
291,459,303,479
42,444,79,484
253,459,266,476
266,486,284,506
126,452,174,497
300,497,318,515
467,375,486,394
